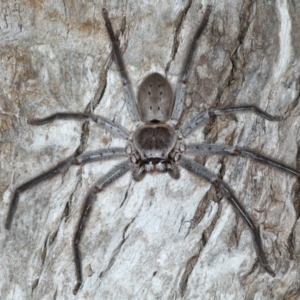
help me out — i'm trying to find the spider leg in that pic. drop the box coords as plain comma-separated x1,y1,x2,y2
28,113,130,140
5,148,127,230
171,5,212,123
179,155,276,277
73,159,131,295
186,143,300,177
102,8,141,124
181,106,283,137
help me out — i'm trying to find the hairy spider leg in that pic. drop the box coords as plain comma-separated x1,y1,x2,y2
102,8,141,124
186,144,300,177
5,148,127,230
28,112,130,140
179,155,276,277
73,159,131,295
171,5,212,123
181,106,282,138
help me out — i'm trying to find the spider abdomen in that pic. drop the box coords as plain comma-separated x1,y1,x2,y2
137,73,174,122
133,123,176,160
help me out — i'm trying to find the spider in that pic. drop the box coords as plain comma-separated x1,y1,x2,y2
5,5,300,295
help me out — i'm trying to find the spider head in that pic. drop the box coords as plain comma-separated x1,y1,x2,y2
133,123,177,160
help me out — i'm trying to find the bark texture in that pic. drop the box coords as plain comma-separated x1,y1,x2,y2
1,0,300,299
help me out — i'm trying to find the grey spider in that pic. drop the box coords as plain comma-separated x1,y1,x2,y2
5,6,300,295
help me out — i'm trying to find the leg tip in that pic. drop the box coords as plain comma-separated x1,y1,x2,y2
275,116,284,122
5,222,11,230
205,5,212,15
264,265,276,277
102,8,108,17
73,282,81,295
27,119,36,125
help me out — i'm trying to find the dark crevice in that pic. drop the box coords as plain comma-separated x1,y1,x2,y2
91,68,109,111
244,259,261,278
33,227,60,292
165,0,193,74
292,175,300,219
99,217,135,279
53,290,58,300
68,167,83,203
48,228,59,245
287,231,295,260
181,187,223,296
276,241,283,257
195,189,224,248
212,1,255,109
120,15,127,37
230,1,254,79
203,116,218,143
73,32,111,158
119,182,131,208
219,157,227,178
74,120,90,157
237,0,255,44
289,93,300,116
31,278,39,291
41,236,48,265
179,254,199,296
296,144,300,171
290,178,300,262
39,226,59,268
179,215,187,234
282,70,300,117
62,200,70,221
200,231,207,247
229,216,239,250
61,0,67,19
187,190,211,232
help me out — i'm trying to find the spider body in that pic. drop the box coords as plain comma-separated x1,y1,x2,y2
5,6,300,295
131,72,180,177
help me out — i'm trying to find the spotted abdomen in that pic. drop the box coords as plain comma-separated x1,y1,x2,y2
137,73,174,122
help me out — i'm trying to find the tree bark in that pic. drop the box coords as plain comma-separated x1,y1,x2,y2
1,0,300,299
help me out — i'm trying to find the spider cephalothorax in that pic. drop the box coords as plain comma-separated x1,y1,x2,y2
5,6,300,295
133,123,177,161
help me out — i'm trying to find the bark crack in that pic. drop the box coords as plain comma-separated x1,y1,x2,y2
179,254,199,296
165,0,193,74
99,217,135,279
214,0,255,108
119,181,131,208
181,192,223,296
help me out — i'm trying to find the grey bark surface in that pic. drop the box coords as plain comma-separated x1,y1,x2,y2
1,0,300,299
